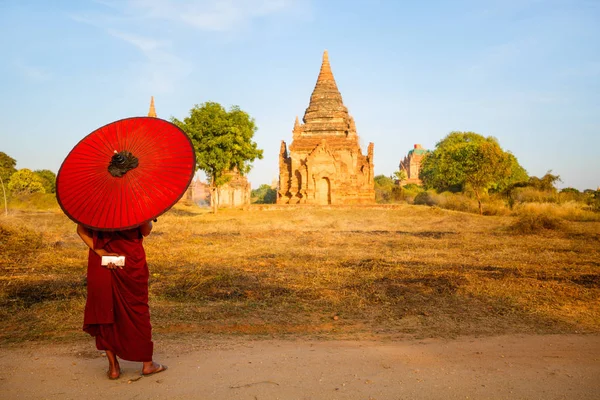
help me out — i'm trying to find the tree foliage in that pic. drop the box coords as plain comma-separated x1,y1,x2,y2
172,102,263,212
420,131,526,214
251,184,277,204
528,171,561,192
560,187,580,194
374,174,394,187
7,169,46,195
34,169,57,193
374,174,403,203
393,169,407,186
494,153,529,192
0,152,17,183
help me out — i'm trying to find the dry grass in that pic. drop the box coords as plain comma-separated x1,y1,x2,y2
1,203,599,345
513,201,600,222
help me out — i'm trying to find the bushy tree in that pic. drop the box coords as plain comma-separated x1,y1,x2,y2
420,131,524,214
374,175,403,203
393,169,407,186
172,102,263,213
251,184,277,204
34,169,56,193
0,152,16,216
528,171,561,192
7,169,46,195
586,189,600,211
560,187,580,194
493,153,529,192
0,152,17,183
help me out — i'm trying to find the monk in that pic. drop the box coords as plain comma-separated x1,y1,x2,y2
77,221,167,379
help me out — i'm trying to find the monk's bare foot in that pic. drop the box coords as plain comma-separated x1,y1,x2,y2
105,350,121,380
141,361,168,376
107,360,121,380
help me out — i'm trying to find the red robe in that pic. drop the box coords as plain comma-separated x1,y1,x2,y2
83,228,153,362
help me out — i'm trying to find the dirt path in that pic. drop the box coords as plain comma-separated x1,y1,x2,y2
1,334,598,400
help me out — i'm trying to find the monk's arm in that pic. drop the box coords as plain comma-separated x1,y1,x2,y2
140,221,153,237
76,224,118,257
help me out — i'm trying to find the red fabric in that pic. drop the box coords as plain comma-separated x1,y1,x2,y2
83,228,153,362
56,117,196,231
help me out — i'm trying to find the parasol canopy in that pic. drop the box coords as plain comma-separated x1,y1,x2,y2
57,117,196,231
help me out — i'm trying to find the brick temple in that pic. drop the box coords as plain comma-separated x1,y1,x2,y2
399,144,429,185
277,51,375,205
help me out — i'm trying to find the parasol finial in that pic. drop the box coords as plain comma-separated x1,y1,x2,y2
108,150,139,177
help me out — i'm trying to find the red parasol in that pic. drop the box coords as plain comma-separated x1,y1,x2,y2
57,117,196,231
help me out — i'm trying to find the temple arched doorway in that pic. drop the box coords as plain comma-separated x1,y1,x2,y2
316,177,331,205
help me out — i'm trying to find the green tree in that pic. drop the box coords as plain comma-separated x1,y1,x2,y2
585,189,600,211
251,184,277,204
7,169,46,195
493,153,529,192
393,169,407,186
0,152,17,216
528,171,561,192
34,169,57,193
374,174,402,203
560,187,580,194
420,131,520,214
0,152,17,183
172,102,263,213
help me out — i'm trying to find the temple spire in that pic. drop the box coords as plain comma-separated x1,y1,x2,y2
316,50,336,87
292,115,302,137
302,50,348,131
148,96,157,117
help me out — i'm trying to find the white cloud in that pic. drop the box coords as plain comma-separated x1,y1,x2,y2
68,0,307,92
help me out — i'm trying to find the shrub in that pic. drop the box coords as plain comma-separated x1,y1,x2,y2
512,202,600,223
8,192,58,210
413,191,499,214
251,184,276,204
509,212,563,234
481,198,511,216
438,192,479,213
513,187,558,204
375,175,405,203
401,184,424,204
413,190,437,206
0,222,44,268
585,190,600,212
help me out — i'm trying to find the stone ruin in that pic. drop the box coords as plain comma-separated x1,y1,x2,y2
278,51,375,205
216,168,251,208
398,144,429,186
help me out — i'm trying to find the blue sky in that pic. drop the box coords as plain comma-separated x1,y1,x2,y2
1,0,599,190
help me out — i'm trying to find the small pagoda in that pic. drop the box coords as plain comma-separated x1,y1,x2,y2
147,96,157,118
399,144,429,185
278,51,375,205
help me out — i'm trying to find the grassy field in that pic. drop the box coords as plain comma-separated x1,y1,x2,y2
1,203,599,345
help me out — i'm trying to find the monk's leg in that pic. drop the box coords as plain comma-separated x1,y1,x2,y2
106,350,121,379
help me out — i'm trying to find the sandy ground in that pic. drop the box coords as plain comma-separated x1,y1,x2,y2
1,334,599,400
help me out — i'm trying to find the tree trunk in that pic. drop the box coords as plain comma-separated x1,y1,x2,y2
211,182,218,214
474,189,483,215
0,175,7,217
